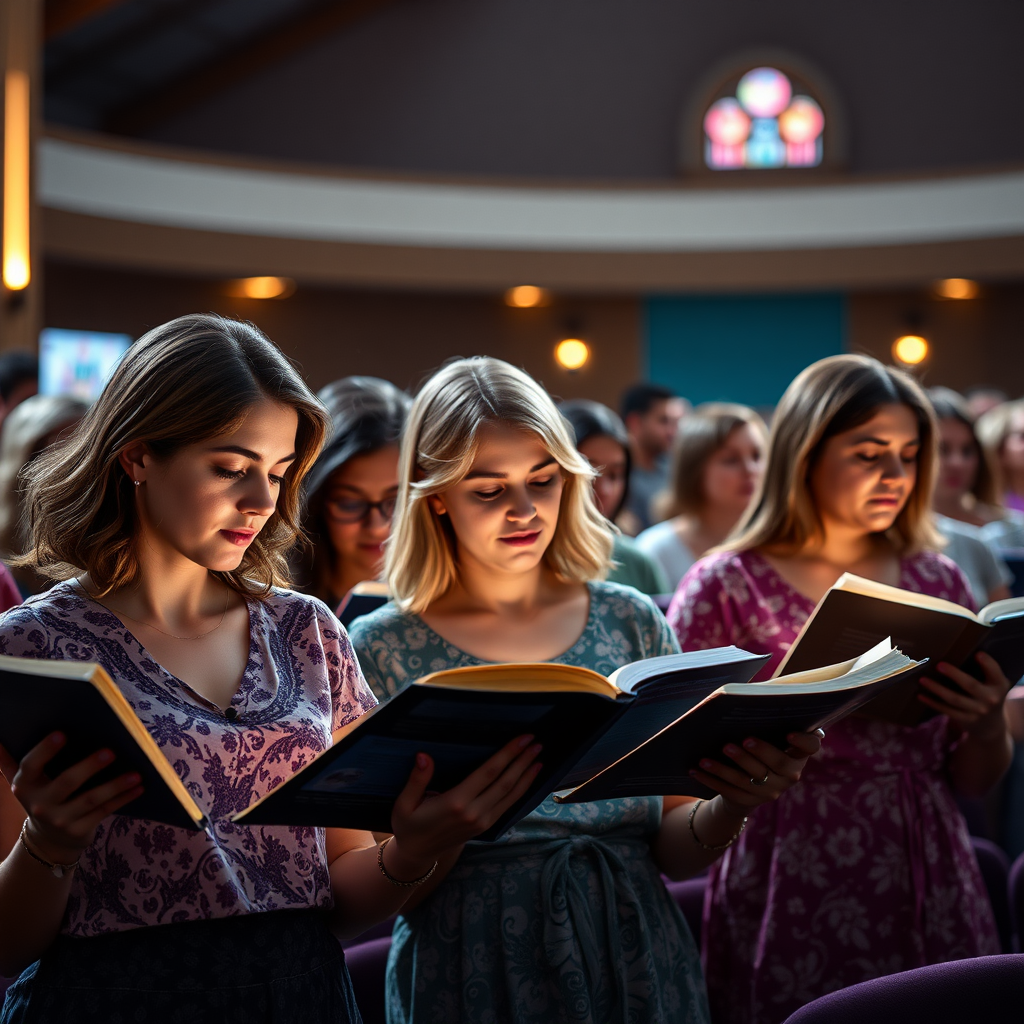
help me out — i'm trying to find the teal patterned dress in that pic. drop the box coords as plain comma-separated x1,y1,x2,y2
349,581,711,1024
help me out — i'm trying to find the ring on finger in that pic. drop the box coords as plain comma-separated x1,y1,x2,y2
750,771,770,786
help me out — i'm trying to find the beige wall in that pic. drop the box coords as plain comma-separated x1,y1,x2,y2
848,284,1024,398
43,260,641,407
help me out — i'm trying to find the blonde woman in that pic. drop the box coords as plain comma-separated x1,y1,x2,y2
977,396,1024,529
636,403,766,590
0,317,540,1022
348,357,822,1024
668,354,1011,1024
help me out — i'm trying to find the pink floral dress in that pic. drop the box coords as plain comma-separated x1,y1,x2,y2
667,549,1000,1024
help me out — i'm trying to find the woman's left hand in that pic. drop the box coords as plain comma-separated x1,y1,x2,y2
689,729,823,816
918,652,1012,738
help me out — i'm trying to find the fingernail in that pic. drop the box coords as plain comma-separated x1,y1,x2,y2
724,744,740,756
529,744,543,756
743,738,757,750
51,733,64,745
700,759,714,770
531,763,543,774
689,769,699,777
126,773,141,785
518,735,535,749
97,750,114,764
416,753,429,768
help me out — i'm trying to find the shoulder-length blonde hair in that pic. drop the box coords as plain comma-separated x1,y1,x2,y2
386,357,614,613
725,353,942,556
656,402,768,521
17,313,330,598
976,397,1024,498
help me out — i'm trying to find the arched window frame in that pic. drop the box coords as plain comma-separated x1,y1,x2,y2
679,50,848,177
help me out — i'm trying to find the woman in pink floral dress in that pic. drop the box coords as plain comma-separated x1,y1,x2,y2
668,355,1012,1024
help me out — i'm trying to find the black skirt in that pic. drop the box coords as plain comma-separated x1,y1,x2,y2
1,908,362,1024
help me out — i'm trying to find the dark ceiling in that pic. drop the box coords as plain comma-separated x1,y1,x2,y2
43,0,395,136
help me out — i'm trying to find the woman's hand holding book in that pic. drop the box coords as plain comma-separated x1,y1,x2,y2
689,729,824,818
0,732,144,869
386,734,543,877
917,651,1013,738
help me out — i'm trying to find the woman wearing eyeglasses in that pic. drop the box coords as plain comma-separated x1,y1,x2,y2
296,377,411,609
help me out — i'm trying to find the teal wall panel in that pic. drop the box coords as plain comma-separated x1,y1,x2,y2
644,293,847,407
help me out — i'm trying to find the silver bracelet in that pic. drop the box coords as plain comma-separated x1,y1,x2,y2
19,819,80,878
687,799,747,853
376,836,437,887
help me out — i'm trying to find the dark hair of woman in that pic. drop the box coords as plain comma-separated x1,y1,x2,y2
558,399,632,520
297,376,411,604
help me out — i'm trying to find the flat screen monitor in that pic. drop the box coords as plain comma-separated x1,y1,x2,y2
39,328,131,402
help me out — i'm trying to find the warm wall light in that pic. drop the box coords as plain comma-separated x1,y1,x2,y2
892,335,929,366
934,278,979,300
3,70,31,291
505,285,550,308
225,276,296,299
555,338,589,370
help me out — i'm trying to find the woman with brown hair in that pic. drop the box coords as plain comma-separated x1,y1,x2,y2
635,403,766,590
668,354,1011,1024
0,315,540,1023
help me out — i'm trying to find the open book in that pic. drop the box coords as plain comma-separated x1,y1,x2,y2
555,639,921,803
776,573,1024,726
0,656,207,831
232,646,769,840
233,641,918,839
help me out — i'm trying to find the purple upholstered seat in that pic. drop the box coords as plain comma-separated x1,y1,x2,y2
1010,851,1024,952
971,835,1013,952
345,935,391,1024
663,875,706,945
341,914,395,947
781,954,1024,1024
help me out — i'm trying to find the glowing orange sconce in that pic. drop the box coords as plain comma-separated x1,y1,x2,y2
555,338,589,371
934,278,979,300
3,70,31,291
505,285,550,308
224,276,296,299
892,335,929,366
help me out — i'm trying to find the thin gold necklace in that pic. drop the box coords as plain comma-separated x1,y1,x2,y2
92,590,231,641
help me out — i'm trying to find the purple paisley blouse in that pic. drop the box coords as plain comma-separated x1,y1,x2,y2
0,580,377,937
667,549,1000,1024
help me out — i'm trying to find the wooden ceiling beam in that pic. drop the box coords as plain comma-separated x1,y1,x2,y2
105,0,401,136
44,0,133,42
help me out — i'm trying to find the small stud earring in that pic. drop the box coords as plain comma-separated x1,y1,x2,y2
134,480,140,487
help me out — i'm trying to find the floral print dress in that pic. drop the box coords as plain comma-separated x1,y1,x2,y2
667,549,1000,1024
0,580,377,936
350,580,711,1024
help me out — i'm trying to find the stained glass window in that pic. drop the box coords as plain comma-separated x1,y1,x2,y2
704,67,824,171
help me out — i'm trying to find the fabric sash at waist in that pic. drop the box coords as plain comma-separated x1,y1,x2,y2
453,833,656,1024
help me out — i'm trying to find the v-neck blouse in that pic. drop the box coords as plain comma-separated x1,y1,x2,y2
0,580,377,937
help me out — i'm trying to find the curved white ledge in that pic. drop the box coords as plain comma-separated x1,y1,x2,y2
39,136,1024,253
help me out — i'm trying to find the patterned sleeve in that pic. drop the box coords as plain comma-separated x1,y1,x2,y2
309,599,377,732
640,593,681,658
666,555,740,652
0,602,53,659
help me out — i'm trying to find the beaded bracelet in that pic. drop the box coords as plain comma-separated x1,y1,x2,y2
687,799,748,853
377,836,437,887
19,819,80,878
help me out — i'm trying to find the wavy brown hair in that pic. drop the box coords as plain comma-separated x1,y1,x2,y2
16,314,330,598
725,354,942,557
